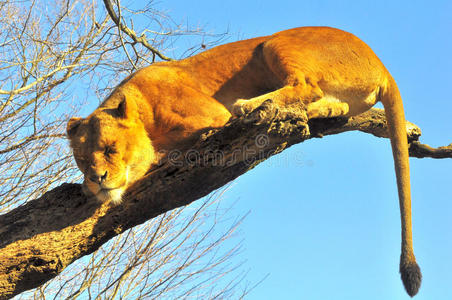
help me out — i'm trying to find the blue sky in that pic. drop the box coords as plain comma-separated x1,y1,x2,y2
156,0,452,299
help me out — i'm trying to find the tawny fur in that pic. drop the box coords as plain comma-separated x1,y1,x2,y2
67,26,421,296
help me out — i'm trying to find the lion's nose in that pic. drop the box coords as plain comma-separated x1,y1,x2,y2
89,171,108,184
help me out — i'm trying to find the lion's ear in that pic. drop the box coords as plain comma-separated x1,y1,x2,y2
67,117,82,138
116,96,128,119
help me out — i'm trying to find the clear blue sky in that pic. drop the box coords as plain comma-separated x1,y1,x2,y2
156,1,452,299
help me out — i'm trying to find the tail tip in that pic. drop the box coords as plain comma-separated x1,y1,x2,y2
400,259,422,297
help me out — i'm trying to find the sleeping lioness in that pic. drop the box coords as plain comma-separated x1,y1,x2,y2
67,27,421,296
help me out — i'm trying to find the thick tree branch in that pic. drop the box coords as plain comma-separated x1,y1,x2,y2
0,102,450,299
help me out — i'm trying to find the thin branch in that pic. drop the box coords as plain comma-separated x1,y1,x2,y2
114,0,137,70
0,134,65,155
409,141,452,158
0,64,82,96
102,0,173,62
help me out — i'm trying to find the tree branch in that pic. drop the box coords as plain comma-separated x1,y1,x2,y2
102,0,173,62
0,102,450,299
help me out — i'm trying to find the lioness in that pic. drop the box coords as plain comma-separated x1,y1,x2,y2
67,27,421,296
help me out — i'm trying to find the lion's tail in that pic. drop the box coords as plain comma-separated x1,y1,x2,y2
380,75,422,297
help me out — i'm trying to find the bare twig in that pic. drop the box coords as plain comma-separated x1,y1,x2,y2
102,0,173,62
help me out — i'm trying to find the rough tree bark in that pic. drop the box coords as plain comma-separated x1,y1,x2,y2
0,101,451,299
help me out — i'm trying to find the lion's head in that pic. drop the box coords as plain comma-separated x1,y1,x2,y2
67,94,154,204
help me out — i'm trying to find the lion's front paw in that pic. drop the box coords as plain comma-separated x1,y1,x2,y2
231,99,248,117
232,99,259,117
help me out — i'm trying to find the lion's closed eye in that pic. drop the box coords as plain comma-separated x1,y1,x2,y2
104,145,116,156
